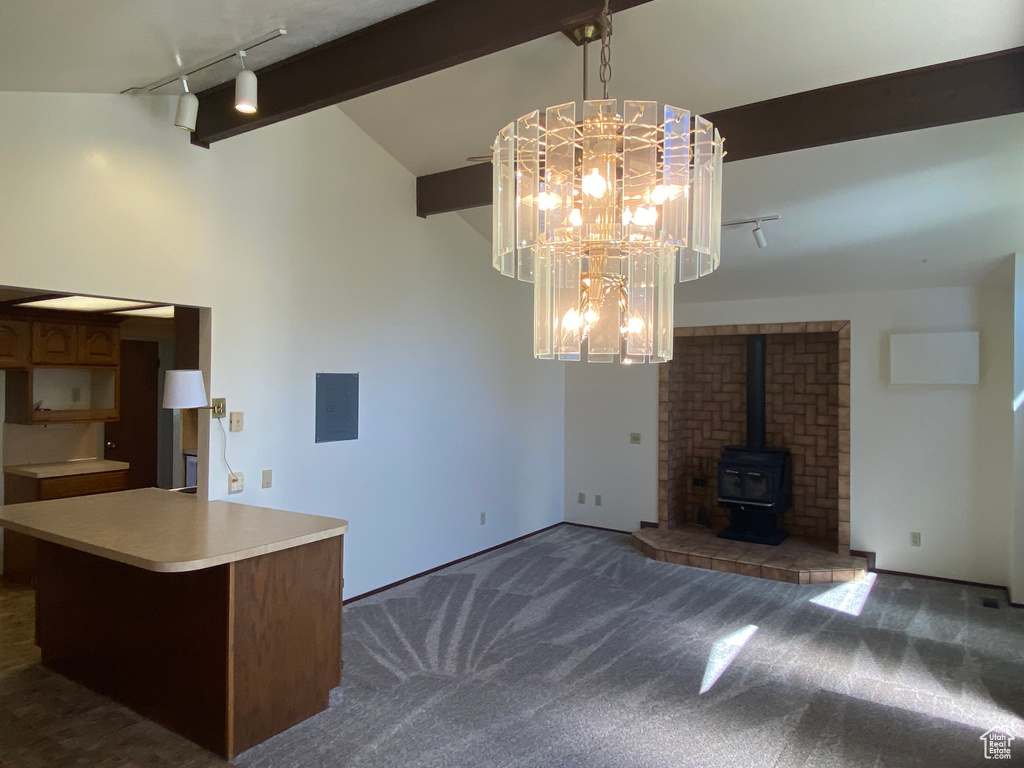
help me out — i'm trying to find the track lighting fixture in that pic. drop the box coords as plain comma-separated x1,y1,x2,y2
723,215,780,250
752,223,768,249
174,77,198,131
234,51,257,114
120,28,285,133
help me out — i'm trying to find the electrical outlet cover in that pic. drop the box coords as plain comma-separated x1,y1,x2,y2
261,469,272,488
595,494,602,506
629,432,641,444
229,411,244,432
228,472,244,494
577,492,585,504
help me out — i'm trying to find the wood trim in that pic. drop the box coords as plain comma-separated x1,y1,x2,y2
344,522,562,604
416,162,492,218
563,521,633,535
872,567,1009,593
192,0,655,146
415,47,1024,216
849,549,876,572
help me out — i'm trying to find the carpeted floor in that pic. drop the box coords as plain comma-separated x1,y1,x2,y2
237,525,1024,768
2,525,1022,767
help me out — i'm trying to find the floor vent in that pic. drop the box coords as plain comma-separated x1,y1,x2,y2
981,597,1000,609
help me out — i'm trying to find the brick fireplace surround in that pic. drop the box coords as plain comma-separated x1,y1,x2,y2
656,321,851,556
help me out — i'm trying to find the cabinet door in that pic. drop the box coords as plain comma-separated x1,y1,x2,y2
78,325,120,365
0,319,30,368
32,322,78,364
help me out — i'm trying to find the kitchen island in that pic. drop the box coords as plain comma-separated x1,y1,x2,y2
0,488,348,759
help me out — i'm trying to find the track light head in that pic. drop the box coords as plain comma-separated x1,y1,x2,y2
174,78,198,131
234,51,257,113
752,224,768,249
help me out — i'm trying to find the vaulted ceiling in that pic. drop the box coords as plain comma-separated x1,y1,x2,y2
2,0,1022,300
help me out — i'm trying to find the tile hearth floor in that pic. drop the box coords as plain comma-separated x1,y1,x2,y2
632,526,867,584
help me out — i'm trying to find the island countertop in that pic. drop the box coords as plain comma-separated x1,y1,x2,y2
0,487,348,573
4,458,130,479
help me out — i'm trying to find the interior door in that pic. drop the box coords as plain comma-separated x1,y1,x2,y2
104,340,159,489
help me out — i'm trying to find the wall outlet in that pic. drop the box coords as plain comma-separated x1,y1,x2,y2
229,411,244,432
577,492,586,504
211,398,227,419
228,472,244,494
629,432,641,444
910,531,921,547
480,511,486,526
595,494,602,506
261,469,272,489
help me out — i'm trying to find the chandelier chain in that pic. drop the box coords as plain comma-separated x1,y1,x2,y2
599,0,612,99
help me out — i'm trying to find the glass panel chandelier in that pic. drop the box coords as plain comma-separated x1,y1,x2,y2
492,0,724,364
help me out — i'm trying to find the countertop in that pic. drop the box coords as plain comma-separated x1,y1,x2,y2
4,458,130,479
0,488,348,573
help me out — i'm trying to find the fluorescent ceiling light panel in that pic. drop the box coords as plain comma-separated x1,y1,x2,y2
18,296,152,312
113,305,175,318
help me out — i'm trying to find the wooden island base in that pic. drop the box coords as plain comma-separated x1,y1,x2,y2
35,536,343,759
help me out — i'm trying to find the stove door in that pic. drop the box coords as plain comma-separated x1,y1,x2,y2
720,468,744,499
744,470,771,502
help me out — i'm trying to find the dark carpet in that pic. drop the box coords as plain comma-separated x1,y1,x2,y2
236,525,1024,768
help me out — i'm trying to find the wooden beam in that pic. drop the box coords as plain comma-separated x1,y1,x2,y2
417,163,492,218
192,0,653,147
416,46,1024,216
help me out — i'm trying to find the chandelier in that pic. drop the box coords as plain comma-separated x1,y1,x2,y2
491,1,723,364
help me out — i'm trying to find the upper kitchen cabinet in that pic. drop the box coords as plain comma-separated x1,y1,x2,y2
0,319,30,368
78,325,119,365
32,322,78,364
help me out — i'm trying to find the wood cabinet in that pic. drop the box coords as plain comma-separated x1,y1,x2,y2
2,469,128,585
5,366,120,424
32,322,78,364
78,325,119,365
0,320,30,368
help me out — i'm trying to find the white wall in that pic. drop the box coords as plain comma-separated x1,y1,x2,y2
565,281,1015,587
564,363,658,530
0,92,564,597
1012,254,1024,603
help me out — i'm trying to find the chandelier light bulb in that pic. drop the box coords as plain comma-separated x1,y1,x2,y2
568,208,583,227
627,317,645,334
650,184,669,206
581,168,608,199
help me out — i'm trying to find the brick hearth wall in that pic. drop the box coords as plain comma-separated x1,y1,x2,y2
664,331,840,543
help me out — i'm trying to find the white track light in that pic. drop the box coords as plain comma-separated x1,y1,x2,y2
753,224,768,249
174,77,198,131
234,51,257,113
723,215,779,250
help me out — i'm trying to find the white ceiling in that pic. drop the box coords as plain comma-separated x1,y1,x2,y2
1,0,1022,301
0,0,432,94
341,0,1024,176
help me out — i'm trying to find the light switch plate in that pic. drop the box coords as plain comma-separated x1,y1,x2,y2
629,432,641,444
261,469,272,489
229,411,244,432
228,472,244,494
211,398,227,419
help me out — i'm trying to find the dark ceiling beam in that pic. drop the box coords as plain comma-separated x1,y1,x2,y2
192,0,654,147
416,46,1024,217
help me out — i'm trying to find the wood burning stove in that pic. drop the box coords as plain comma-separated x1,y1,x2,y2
717,334,792,545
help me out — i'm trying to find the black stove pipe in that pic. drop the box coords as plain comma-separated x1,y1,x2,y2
746,334,767,450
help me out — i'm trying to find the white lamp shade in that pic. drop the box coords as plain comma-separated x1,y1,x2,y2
235,69,257,113
175,92,199,131
163,369,208,409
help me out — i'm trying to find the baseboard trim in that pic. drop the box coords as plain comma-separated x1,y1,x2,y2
873,567,1008,593
850,549,876,571
638,521,658,529
343,522,562,604
563,521,632,535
